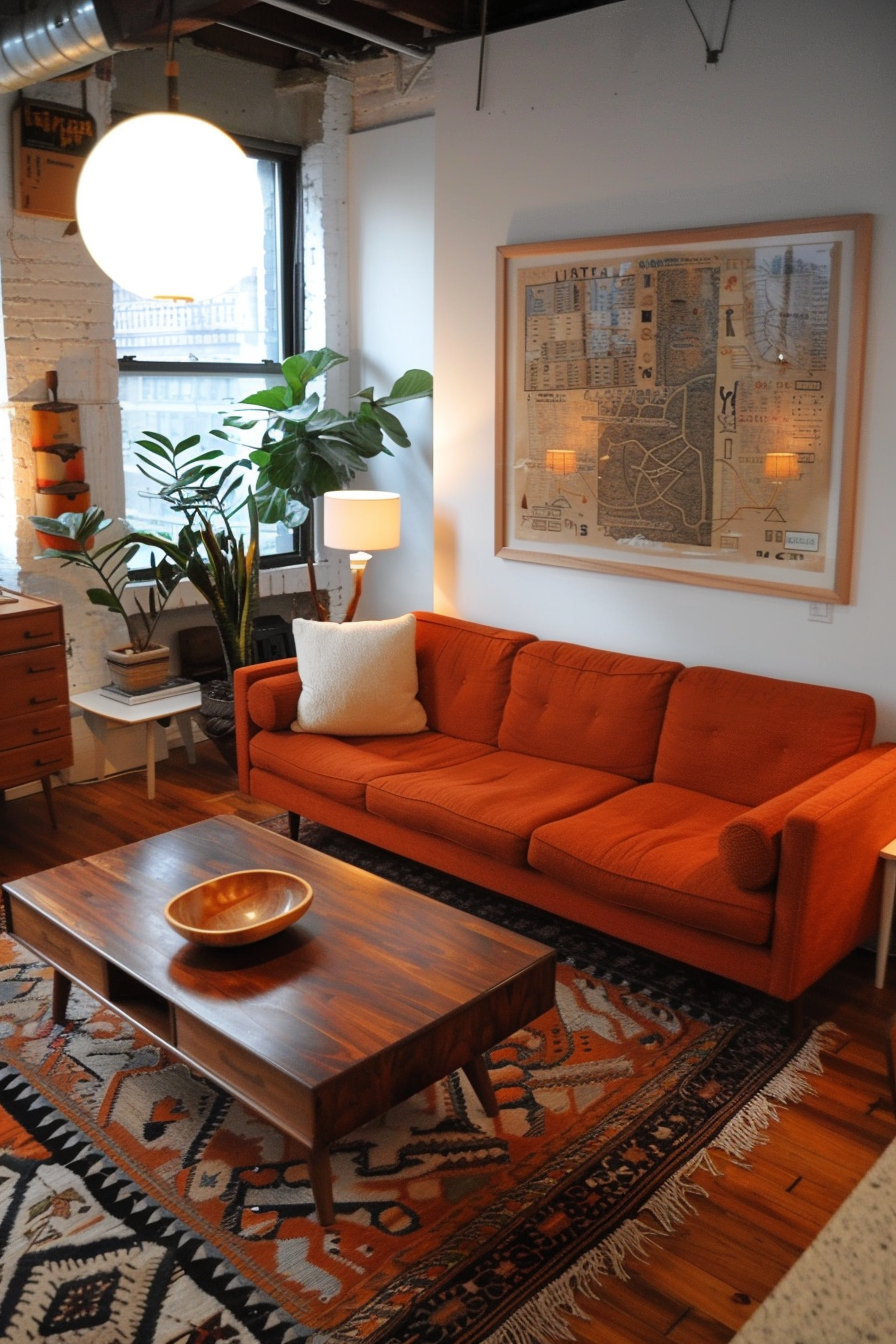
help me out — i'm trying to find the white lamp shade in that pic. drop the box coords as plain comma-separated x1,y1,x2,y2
75,113,263,301
323,491,401,552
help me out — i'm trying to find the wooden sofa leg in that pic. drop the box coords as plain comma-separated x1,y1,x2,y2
788,996,805,1039
288,811,301,842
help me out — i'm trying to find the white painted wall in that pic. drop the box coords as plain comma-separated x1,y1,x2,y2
432,0,896,738
347,116,435,619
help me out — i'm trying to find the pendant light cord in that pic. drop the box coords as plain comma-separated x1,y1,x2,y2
166,0,179,111
684,0,734,64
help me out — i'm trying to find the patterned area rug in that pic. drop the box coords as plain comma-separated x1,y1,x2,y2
0,818,828,1344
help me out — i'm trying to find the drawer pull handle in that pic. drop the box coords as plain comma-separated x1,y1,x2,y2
22,630,49,641
27,666,56,675
29,696,57,706
31,726,58,737
35,756,64,768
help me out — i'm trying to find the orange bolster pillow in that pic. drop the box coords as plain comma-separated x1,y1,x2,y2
718,744,892,890
246,672,302,731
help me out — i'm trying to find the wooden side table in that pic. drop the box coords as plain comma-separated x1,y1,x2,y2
875,839,896,988
70,688,202,799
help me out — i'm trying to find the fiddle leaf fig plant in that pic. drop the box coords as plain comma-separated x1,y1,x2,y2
222,347,433,529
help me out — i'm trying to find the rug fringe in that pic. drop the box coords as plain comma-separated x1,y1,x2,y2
482,1022,836,1344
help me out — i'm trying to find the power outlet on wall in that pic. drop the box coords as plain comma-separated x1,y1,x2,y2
808,602,834,623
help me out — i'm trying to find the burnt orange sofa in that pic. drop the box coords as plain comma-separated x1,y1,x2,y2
234,611,896,1003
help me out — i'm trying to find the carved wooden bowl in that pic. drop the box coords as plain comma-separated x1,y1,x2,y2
164,869,313,946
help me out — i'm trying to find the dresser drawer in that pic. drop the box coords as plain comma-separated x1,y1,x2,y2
0,607,63,654
0,737,74,789
3,647,68,715
0,705,70,752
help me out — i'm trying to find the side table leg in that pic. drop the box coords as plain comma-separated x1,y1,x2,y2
462,1054,499,1118
52,971,72,1024
876,858,896,988
145,722,156,800
173,711,197,765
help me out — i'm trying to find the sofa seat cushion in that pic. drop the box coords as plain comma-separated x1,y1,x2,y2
529,784,774,945
366,751,636,866
248,729,493,808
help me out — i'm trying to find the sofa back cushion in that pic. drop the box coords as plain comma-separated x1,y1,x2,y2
655,666,876,807
413,612,537,746
498,641,684,779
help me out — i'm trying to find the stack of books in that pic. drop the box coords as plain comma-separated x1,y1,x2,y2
98,676,201,706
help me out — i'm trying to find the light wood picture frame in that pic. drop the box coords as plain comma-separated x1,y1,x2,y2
496,215,872,603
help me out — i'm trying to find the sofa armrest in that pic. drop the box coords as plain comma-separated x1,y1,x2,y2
719,745,893,889
769,744,896,999
233,658,299,794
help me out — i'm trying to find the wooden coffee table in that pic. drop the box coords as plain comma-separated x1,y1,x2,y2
1,815,555,1225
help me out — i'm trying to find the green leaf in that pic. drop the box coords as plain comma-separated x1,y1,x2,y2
380,368,433,405
85,588,121,611
240,386,293,412
369,404,411,447
282,348,347,398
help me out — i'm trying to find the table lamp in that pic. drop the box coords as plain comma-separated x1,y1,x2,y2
323,490,401,621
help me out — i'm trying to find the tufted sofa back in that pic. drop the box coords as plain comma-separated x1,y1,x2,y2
498,641,683,780
413,611,536,745
654,666,876,806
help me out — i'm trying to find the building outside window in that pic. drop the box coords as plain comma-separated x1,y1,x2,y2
115,141,304,566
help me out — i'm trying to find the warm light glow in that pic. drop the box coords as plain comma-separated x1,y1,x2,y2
545,449,577,474
75,113,263,301
763,452,800,481
323,491,401,552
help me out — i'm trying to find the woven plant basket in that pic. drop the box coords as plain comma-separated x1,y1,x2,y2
105,643,170,692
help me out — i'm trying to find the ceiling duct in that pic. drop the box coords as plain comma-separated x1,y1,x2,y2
0,0,212,93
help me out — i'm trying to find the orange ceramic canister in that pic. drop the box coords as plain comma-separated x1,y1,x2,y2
33,442,85,487
34,482,92,551
30,396,81,449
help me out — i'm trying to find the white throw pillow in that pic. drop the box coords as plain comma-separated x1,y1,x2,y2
291,613,427,736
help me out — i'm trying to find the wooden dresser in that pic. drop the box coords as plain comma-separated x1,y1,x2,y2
0,587,72,826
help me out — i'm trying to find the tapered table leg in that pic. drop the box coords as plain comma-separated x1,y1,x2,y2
52,970,71,1024
283,1132,335,1226
462,1054,499,1117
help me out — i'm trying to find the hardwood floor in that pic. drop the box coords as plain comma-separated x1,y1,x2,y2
2,741,894,1341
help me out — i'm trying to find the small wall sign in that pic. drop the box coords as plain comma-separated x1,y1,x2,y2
13,98,97,221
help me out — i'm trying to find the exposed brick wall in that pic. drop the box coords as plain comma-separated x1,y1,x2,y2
0,67,126,691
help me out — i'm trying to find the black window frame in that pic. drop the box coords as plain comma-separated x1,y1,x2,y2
116,136,308,567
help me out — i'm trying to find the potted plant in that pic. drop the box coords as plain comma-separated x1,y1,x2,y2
28,505,185,691
123,430,260,757
223,346,433,618
127,430,260,679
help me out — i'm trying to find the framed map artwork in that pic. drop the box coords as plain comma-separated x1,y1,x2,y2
496,215,872,602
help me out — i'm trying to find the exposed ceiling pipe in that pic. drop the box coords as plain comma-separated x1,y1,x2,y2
0,0,213,93
261,0,429,60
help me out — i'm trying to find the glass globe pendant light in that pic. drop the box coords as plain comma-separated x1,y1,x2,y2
75,47,262,302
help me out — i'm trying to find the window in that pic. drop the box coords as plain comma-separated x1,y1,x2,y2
115,139,304,565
